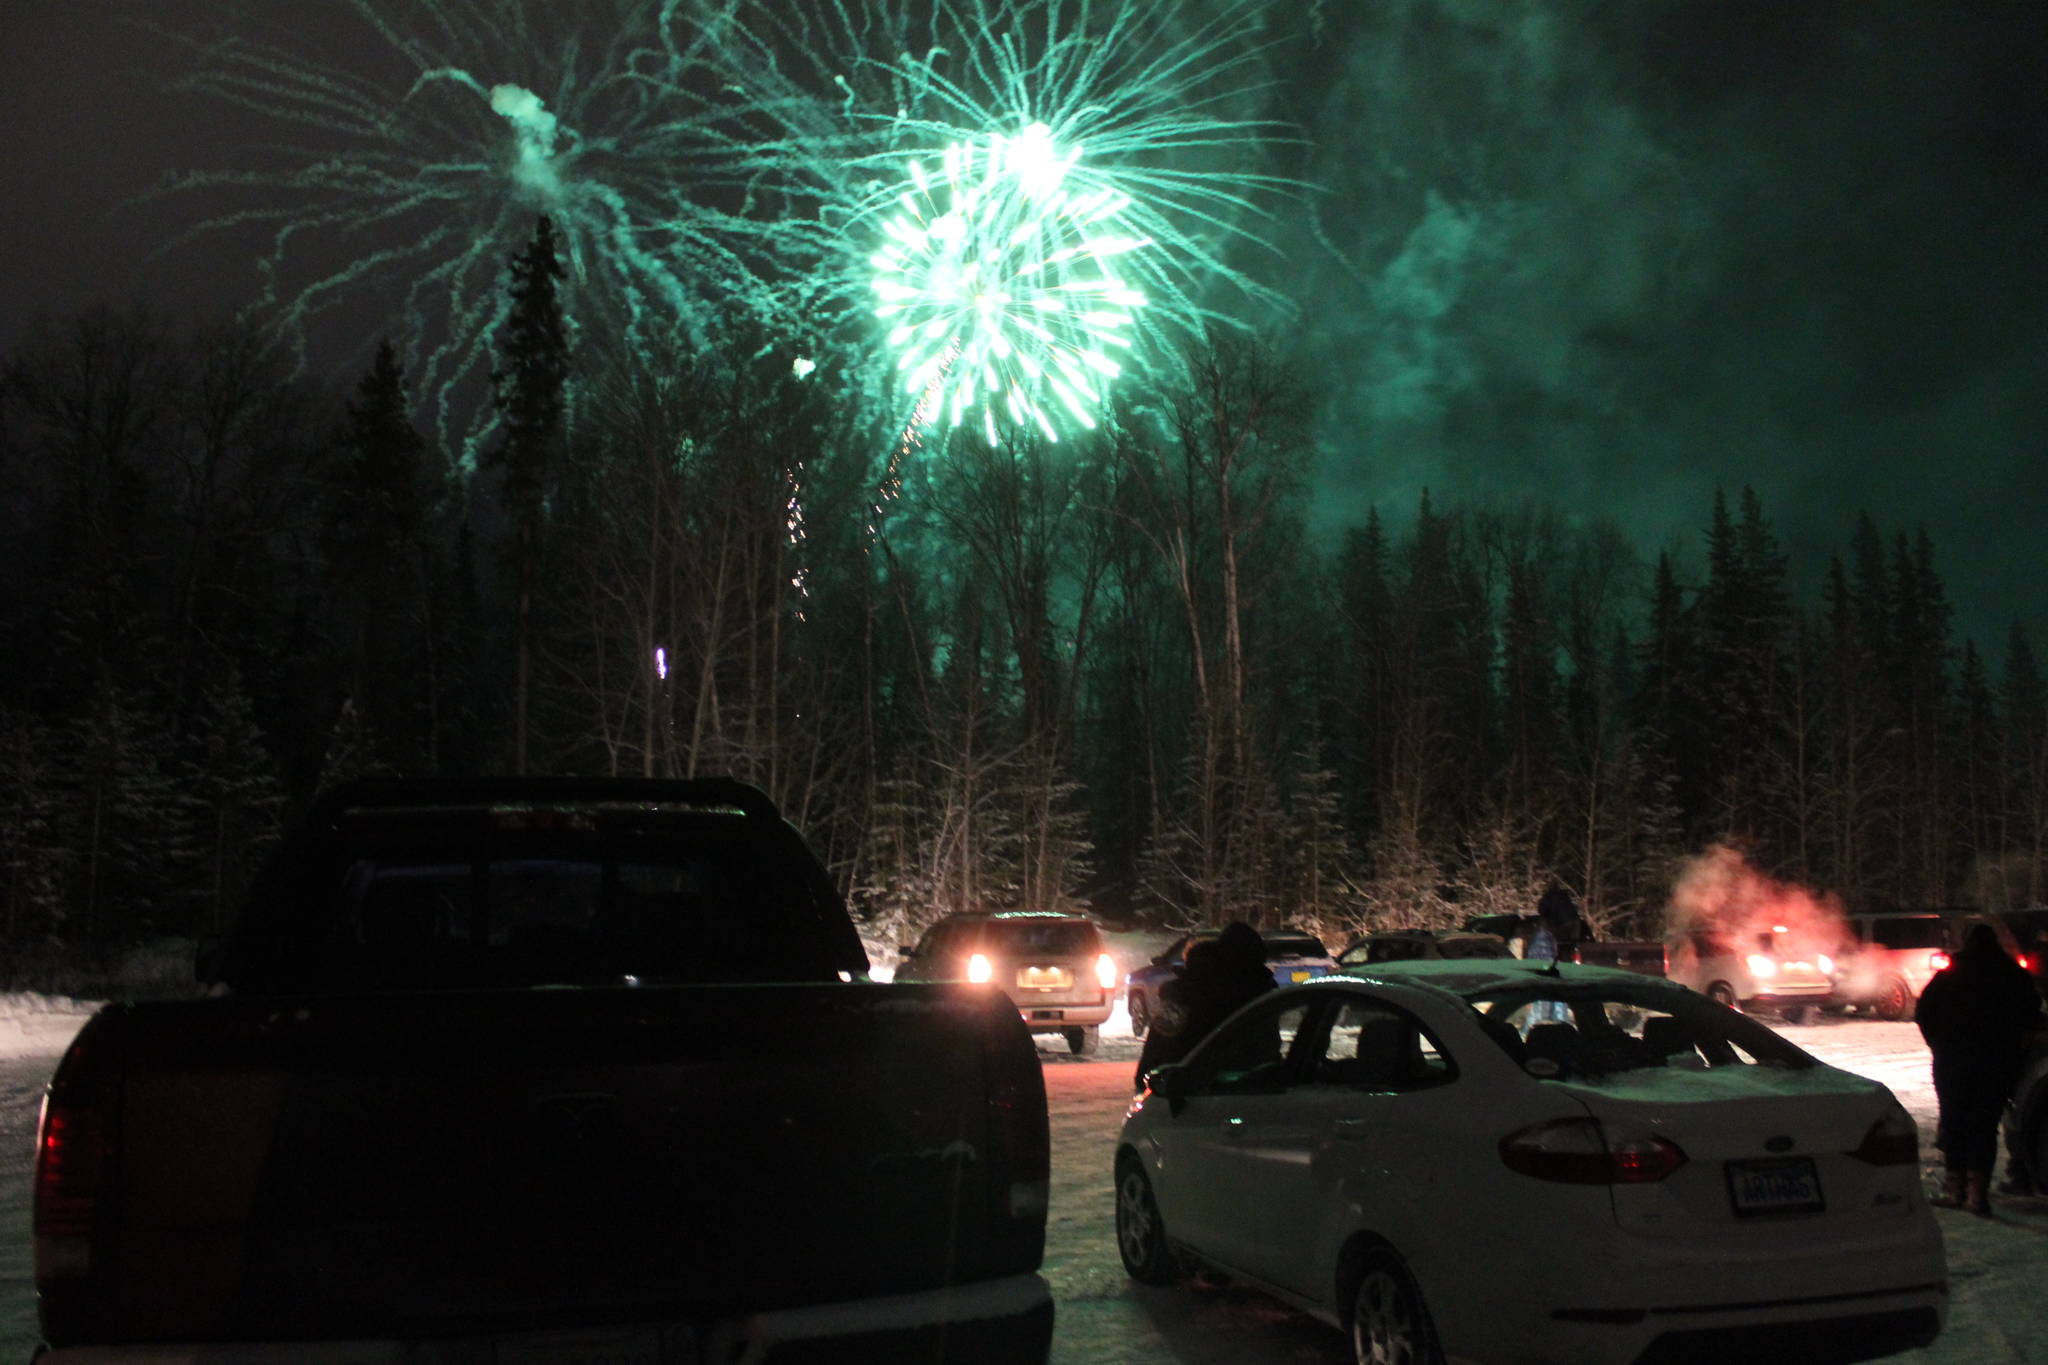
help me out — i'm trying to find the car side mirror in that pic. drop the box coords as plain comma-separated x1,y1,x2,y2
1146,1063,1191,1102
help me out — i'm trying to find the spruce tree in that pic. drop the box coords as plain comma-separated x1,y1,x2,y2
487,215,570,773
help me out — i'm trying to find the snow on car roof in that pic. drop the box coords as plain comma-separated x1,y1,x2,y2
1323,958,1693,999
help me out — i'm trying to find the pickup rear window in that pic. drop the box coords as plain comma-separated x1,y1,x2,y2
221,806,854,990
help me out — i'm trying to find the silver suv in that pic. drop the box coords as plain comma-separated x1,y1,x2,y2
896,911,1116,1054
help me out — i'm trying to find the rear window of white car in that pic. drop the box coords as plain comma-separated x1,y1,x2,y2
1465,983,1813,1081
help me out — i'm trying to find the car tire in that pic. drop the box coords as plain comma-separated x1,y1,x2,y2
1875,976,1913,1022
1066,1025,1100,1056
1115,1158,1181,1285
1706,981,1738,1010
1783,1005,1818,1026
1129,994,1150,1038
1347,1245,1444,1365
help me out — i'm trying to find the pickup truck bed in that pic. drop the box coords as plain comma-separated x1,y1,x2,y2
34,778,1052,1363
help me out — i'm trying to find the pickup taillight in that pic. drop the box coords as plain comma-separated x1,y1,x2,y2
34,1011,123,1342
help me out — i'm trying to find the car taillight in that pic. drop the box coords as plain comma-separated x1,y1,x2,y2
1928,951,1950,971
34,1012,122,1342
1500,1117,1687,1184
1848,1105,1919,1166
1095,953,1118,990
967,952,994,984
2020,953,2036,973
1816,954,1834,975
1746,954,1778,978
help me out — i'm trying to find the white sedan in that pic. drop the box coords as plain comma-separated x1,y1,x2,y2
1115,960,1945,1365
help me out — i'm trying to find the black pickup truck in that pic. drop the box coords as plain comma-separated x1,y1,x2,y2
32,777,1052,1363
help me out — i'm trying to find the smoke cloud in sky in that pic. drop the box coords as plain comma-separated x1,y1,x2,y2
1256,0,2047,646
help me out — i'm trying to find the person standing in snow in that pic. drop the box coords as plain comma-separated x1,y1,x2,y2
1914,923,2044,1216
1134,922,1277,1090
1536,882,1584,961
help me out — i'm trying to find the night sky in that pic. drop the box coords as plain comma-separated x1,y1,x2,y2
4,0,2043,649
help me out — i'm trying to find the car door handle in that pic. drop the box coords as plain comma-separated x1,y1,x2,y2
1329,1118,1372,1139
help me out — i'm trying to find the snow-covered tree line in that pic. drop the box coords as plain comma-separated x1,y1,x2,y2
3,258,2045,971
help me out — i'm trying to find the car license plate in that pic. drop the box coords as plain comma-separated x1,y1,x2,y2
1726,1157,1824,1216
1017,964,1073,990
496,1327,666,1365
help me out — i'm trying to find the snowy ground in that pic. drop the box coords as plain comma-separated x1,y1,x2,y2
5,971,2046,1363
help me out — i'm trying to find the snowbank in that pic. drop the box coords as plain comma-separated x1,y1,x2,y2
0,992,99,1059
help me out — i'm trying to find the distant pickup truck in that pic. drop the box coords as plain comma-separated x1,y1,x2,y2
33,777,1053,1364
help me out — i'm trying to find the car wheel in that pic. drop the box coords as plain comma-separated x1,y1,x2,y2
1706,981,1738,1009
1783,1005,1818,1026
1129,994,1150,1037
1066,1025,1100,1056
1875,976,1913,1021
1348,1246,1443,1365
1115,1159,1181,1285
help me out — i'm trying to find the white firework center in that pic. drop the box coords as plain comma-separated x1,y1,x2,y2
871,122,1150,444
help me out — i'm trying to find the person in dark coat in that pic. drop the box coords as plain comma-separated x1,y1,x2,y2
1133,922,1278,1090
1536,883,1585,961
1914,923,2044,1215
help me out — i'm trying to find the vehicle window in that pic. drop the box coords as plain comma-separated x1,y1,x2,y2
1468,985,1812,1080
1184,1000,1314,1093
1315,1000,1452,1090
1265,934,1328,959
1368,939,1426,963
1871,918,1946,950
988,919,1100,955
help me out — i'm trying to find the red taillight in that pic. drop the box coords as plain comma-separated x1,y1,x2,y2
34,1103,111,1238
1928,951,1950,972
1500,1117,1687,1184
1849,1105,1919,1166
2019,953,2035,973
33,1013,123,1341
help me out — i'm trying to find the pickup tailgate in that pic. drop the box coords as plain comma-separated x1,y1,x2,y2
87,982,1042,1343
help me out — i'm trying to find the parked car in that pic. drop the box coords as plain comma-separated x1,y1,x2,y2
1336,928,1513,967
1666,924,1836,1021
1115,960,1945,1365
1125,929,1335,1037
1829,911,1959,1020
2004,1031,2048,1195
33,778,1053,1364
896,910,1117,1054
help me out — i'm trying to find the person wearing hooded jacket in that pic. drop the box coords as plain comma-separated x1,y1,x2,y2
1133,921,1277,1090
1914,922,2044,1216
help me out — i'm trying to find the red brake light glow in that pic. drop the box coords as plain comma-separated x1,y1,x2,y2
1499,1117,1687,1185
1928,951,1950,972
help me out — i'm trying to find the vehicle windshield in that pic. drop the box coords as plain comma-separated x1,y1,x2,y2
1265,934,1329,959
1462,981,1814,1080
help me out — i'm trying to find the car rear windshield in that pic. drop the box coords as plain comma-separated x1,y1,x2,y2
1463,983,1813,1081
984,919,1101,955
1264,934,1328,959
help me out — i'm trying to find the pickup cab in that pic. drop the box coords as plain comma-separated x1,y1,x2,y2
32,777,1053,1363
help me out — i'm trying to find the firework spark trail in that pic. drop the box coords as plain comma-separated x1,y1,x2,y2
152,0,822,461
689,0,1299,445
153,0,1293,468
